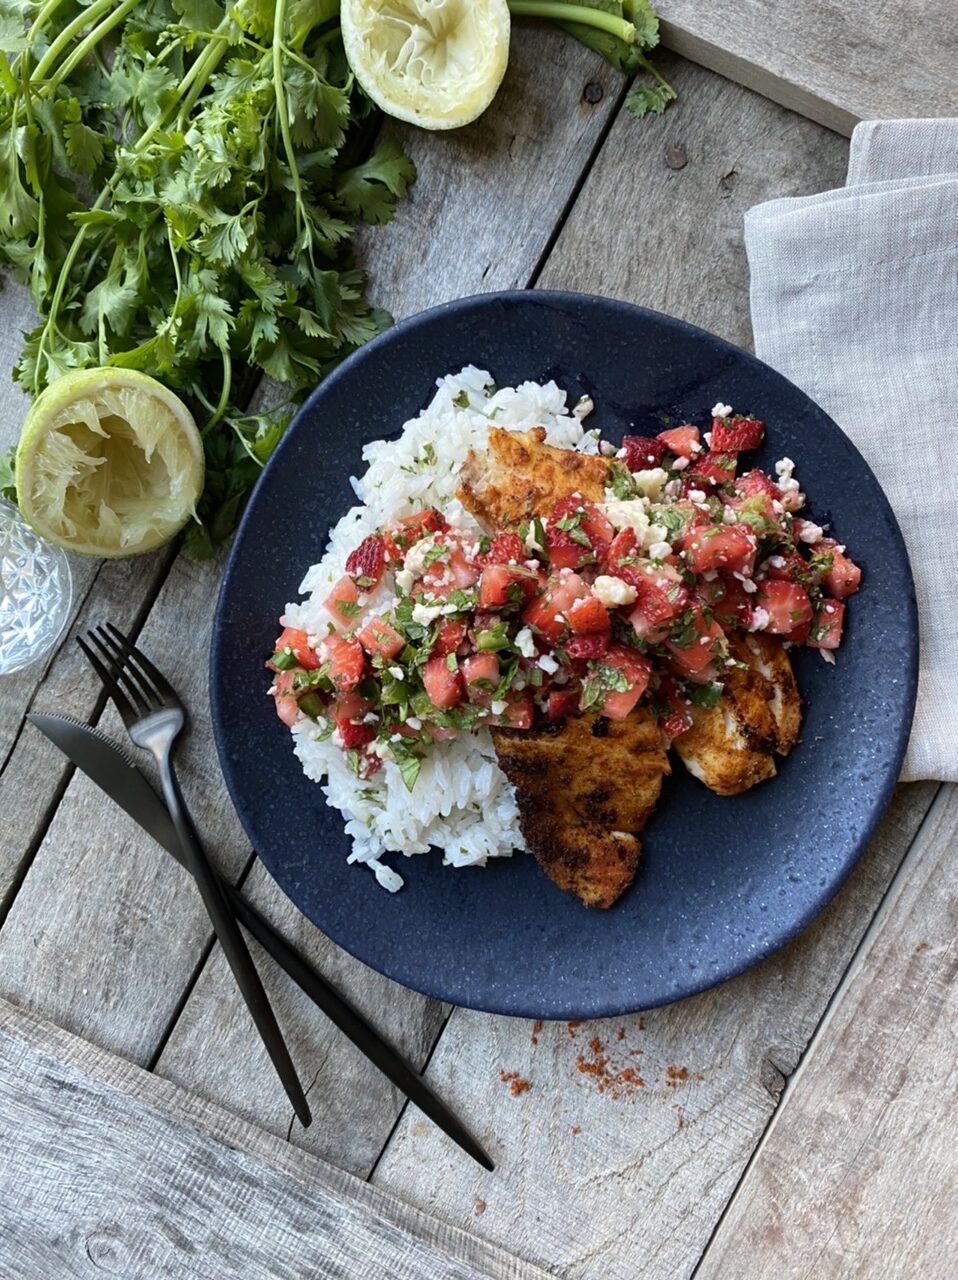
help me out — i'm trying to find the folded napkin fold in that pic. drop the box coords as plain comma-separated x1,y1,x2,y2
745,119,958,783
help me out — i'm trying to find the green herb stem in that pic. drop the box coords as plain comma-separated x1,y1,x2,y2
31,0,119,83
29,0,70,38
175,36,230,125
507,1,636,44
43,0,142,95
272,0,305,235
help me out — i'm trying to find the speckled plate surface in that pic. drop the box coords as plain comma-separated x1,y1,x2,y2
210,291,917,1019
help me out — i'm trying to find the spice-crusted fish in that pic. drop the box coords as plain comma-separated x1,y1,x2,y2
457,426,612,531
673,633,800,796
491,709,670,909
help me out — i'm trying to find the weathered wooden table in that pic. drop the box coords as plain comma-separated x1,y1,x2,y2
2,10,957,1277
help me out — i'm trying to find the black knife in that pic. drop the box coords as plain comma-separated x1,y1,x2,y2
28,712,494,1172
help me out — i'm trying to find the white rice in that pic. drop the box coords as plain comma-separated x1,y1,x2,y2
281,367,596,891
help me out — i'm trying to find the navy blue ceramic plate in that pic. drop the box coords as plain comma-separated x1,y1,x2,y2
211,291,916,1019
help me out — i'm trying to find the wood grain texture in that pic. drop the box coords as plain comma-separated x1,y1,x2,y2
539,56,849,352
371,785,935,1280
656,0,958,135
0,998,550,1280
353,26,622,320
368,66,936,1279
695,782,958,1280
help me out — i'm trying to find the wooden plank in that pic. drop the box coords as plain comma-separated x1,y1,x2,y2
693,782,958,1280
0,25,624,1171
368,61,939,1278
656,0,958,136
0,997,551,1280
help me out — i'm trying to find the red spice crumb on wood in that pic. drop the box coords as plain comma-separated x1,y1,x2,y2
638,1016,646,1030
575,1042,646,1100
616,1027,625,1041
571,1125,581,1135
499,1070,532,1097
567,1020,583,1037
530,1019,543,1046
473,1198,486,1216
589,1036,604,1055
671,1103,684,1129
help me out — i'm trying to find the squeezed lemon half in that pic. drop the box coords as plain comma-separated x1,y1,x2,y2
341,0,511,130
16,368,204,558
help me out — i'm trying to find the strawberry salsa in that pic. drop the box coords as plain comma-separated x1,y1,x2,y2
267,406,861,789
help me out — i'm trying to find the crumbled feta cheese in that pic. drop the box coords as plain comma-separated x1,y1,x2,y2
688,488,707,504
599,498,650,540
363,712,378,724
722,505,738,524
703,431,713,448
712,402,733,418
524,559,539,571
387,666,404,679
411,602,445,624
702,570,718,582
389,733,403,743
593,575,638,607
631,467,669,501
573,395,594,422
599,439,617,456
748,607,770,632
798,521,824,544
647,523,668,544
774,456,795,481
647,541,671,561
368,740,394,760
515,627,537,658
768,555,785,568
394,567,415,595
538,653,559,674
664,479,682,498
672,456,690,471
741,579,758,594
403,535,442,576
490,699,509,715
331,729,344,748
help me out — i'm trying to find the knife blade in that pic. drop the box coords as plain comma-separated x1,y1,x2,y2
28,712,494,1172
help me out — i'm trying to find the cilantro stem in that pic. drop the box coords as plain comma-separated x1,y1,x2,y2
175,37,229,124
32,0,118,83
272,0,305,237
43,0,142,95
507,1,636,44
203,350,232,435
28,0,69,38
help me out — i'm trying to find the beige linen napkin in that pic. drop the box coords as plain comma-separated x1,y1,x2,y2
745,119,958,782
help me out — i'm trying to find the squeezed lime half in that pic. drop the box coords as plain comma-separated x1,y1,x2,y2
16,368,204,558
341,0,511,131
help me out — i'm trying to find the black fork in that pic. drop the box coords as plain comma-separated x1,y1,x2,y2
79,623,311,1127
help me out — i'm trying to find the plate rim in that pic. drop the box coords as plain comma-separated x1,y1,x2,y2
210,288,919,1018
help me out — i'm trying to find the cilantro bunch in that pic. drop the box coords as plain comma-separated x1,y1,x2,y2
0,0,415,554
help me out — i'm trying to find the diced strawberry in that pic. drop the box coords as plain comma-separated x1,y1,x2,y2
319,634,365,692
271,670,301,726
547,496,613,569
554,496,614,548
711,576,752,630
756,580,813,637
481,532,525,565
735,469,779,502
434,618,468,656
422,654,463,708
462,652,499,704
816,539,861,599
426,724,460,742
683,526,756,576
334,692,369,721
710,416,764,451
656,675,693,740
670,501,713,550
358,754,382,779
621,435,667,470
628,573,688,641
762,551,808,583
498,691,534,729
689,451,737,488
345,535,386,588
666,609,727,675
446,547,481,589
602,528,638,572
479,563,540,609
336,718,376,750
357,615,404,659
567,595,610,635
657,424,701,459
470,609,500,636
590,645,652,720
323,575,361,631
565,632,610,661
545,524,591,571
546,688,581,720
522,573,590,643
809,599,845,649
273,627,320,670
396,508,446,538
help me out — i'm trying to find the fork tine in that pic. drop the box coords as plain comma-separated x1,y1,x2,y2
77,636,138,727
88,630,152,717
105,623,178,704
94,626,160,712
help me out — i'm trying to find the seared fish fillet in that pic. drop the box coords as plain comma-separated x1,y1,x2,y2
457,426,612,531
674,634,800,796
491,709,670,909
